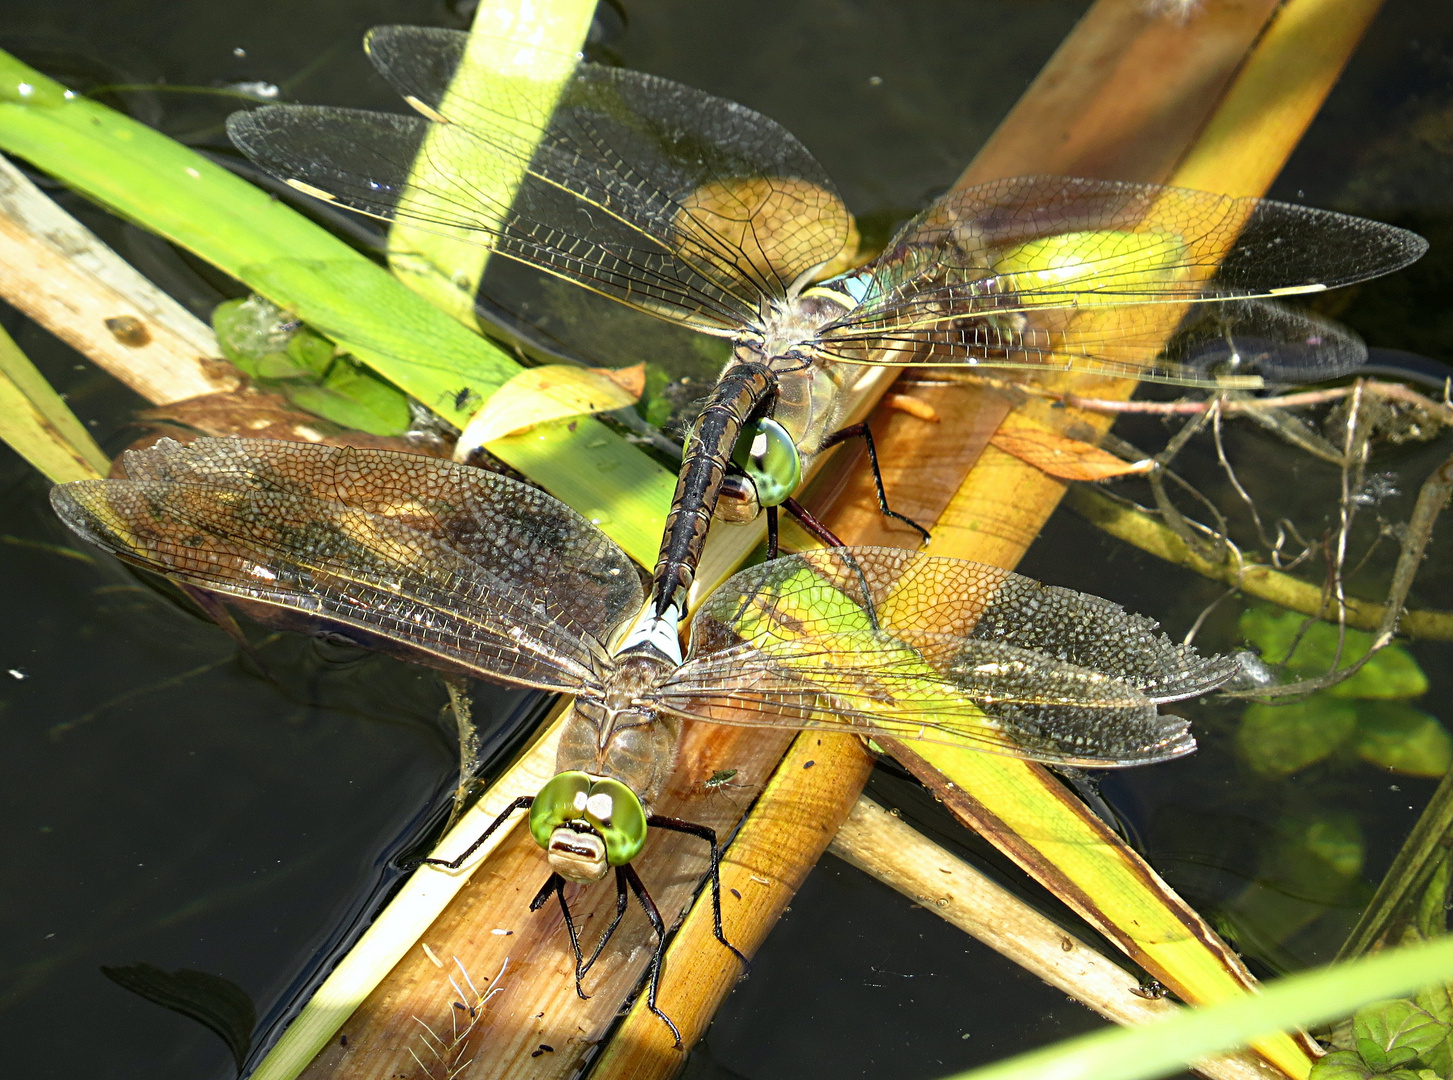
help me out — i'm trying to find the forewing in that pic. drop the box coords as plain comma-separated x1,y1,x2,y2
51,438,642,693
227,25,849,335
655,548,1230,767
817,176,1423,385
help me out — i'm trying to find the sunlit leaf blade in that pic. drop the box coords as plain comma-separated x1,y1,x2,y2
378,20,587,323
454,363,643,453
941,936,1453,1080
0,320,108,482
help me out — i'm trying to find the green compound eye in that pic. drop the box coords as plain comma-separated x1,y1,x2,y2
732,417,802,509
583,777,648,866
529,772,592,849
528,772,648,866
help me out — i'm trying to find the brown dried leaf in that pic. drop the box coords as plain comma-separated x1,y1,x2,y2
128,386,441,465
990,427,1152,481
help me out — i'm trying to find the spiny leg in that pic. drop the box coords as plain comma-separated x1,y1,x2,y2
623,864,683,1049
781,495,845,549
765,504,780,560
578,867,631,980
819,421,931,543
418,795,534,870
647,815,749,971
529,872,589,1000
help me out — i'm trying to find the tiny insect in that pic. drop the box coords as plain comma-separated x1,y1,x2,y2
698,768,748,807
445,385,481,412
1129,977,1169,1000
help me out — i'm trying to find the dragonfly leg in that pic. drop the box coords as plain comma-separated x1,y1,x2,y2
578,867,631,980
177,582,279,680
781,495,845,549
622,863,683,1049
819,421,931,544
1053,767,1143,850
647,815,750,972
417,795,534,871
530,872,590,1000
765,505,780,559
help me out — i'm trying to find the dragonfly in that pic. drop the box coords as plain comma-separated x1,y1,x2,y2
53,436,1240,1044
224,24,1428,667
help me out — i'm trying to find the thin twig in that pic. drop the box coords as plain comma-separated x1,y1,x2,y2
960,376,1453,425
1226,444,1453,697
1214,402,1275,551
1067,485,1453,641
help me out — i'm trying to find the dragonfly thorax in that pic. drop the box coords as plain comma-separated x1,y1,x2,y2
754,291,847,360
559,650,682,806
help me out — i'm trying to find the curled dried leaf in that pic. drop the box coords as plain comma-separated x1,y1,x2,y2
990,427,1153,481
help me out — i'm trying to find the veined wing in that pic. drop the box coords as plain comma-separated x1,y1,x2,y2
51,438,642,695
816,176,1424,385
227,25,851,336
655,548,1236,768
820,295,1369,387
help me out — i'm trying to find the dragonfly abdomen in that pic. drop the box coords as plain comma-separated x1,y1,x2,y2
648,357,776,621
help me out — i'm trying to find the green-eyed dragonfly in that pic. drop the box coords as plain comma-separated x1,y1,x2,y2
53,437,1239,1043
224,24,1426,668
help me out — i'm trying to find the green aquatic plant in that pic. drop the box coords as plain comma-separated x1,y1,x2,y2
1237,605,1446,779
1313,996,1453,1080
213,297,412,436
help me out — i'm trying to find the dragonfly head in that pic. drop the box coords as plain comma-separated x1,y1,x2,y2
530,771,647,883
718,417,803,523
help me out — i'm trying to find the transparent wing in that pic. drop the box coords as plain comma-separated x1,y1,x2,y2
226,25,850,335
50,438,642,694
821,296,1369,386
816,176,1424,385
657,547,1237,768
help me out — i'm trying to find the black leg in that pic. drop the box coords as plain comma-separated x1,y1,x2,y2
418,796,534,870
578,867,631,979
177,582,279,680
766,504,780,560
530,872,590,1000
623,864,683,1049
782,496,845,549
819,421,931,544
647,815,750,972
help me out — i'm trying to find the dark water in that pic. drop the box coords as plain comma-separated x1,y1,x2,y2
1,2,1451,1079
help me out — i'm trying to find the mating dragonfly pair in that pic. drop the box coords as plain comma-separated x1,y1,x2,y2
52,25,1425,1045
